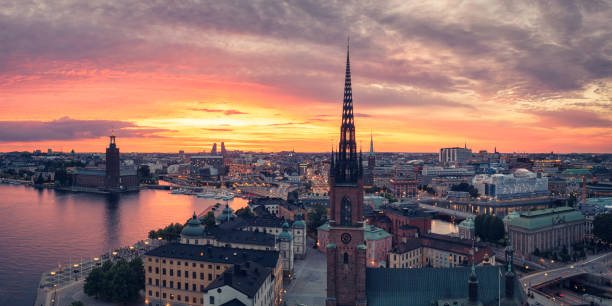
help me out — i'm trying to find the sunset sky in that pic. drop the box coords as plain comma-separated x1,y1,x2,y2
1,0,611,153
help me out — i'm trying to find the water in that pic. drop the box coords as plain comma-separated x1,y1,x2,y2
0,184,247,306
431,219,458,235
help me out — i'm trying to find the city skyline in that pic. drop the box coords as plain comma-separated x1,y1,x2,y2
2,1,612,153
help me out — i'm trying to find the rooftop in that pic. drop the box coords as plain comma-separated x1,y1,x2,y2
366,266,509,306
205,261,272,299
510,207,584,230
145,243,279,268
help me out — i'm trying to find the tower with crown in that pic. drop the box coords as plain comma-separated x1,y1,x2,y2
105,132,120,189
326,40,367,306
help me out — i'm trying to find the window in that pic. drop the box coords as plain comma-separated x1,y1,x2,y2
192,263,196,267
148,290,152,296
200,264,204,268
208,264,212,269
170,260,173,264
169,281,174,288
162,260,166,264
216,265,220,270
162,292,166,298
185,282,189,290
192,271,196,278
162,268,166,275
177,261,180,265
155,279,159,286
208,274,212,280
192,284,196,291
170,269,173,276
148,266,152,273
193,297,197,303
210,296,215,304
177,295,181,301
340,197,352,225
162,280,166,287
155,267,159,274
185,270,189,278
148,278,152,285
155,259,159,263
200,273,204,280
155,291,159,297
184,262,188,266
177,270,181,277
344,253,349,264
177,282,181,289
200,285,205,292
148,258,152,262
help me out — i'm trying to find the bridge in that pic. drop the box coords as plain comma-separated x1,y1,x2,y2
418,203,475,219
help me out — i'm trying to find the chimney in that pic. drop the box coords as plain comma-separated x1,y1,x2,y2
223,270,233,285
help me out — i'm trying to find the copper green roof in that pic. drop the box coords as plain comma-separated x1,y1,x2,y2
458,217,474,229
181,213,205,237
509,207,584,230
561,168,591,176
279,221,292,240
317,222,391,241
366,266,510,306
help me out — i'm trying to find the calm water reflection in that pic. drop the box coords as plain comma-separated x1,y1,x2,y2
431,219,458,235
0,184,247,306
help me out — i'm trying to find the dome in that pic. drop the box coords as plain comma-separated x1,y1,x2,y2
458,217,475,229
181,212,204,237
513,168,535,178
292,211,306,229
278,220,292,240
216,204,236,222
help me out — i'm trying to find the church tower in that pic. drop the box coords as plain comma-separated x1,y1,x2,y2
105,133,120,189
366,131,375,186
326,40,367,306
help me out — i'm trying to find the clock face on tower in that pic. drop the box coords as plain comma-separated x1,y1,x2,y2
341,233,352,244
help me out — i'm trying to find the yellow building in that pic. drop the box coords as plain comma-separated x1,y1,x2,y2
144,243,281,306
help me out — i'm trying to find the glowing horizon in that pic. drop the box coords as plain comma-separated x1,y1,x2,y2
1,1,611,153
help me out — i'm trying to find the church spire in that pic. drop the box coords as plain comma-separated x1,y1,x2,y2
333,37,359,184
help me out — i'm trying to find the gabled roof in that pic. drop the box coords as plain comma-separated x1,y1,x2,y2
220,299,247,306
206,261,272,298
366,266,506,306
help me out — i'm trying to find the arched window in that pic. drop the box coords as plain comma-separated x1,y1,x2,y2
340,197,352,226
343,252,349,264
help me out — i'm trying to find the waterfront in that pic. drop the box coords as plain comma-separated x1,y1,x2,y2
0,184,247,306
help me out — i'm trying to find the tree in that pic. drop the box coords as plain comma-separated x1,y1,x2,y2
83,258,144,304
566,194,577,207
451,182,480,198
147,223,184,241
84,268,104,299
474,214,505,243
593,213,612,243
236,206,254,217
69,302,85,306
203,211,216,230
307,203,328,234
34,174,45,185
54,168,69,186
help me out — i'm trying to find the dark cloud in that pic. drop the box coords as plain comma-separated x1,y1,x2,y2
2,0,612,108
529,109,612,128
190,108,248,115
0,117,168,142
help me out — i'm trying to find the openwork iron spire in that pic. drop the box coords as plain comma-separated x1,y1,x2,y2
332,38,360,184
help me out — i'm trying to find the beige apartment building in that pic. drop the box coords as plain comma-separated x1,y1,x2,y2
144,243,281,306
